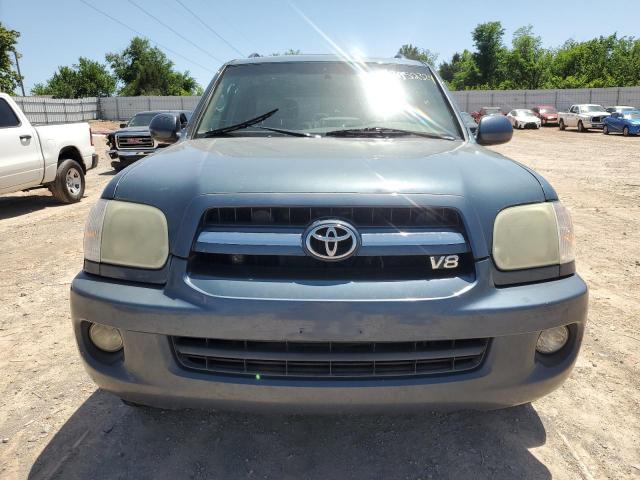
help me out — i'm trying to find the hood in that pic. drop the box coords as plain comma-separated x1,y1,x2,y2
541,112,557,118
517,115,540,122
112,137,545,199
116,126,150,135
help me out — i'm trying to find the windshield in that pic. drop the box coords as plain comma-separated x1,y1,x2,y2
515,109,534,116
539,107,557,114
581,105,605,113
128,113,159,127
196,62,462,138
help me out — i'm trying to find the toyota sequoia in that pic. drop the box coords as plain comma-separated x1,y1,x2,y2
71,56,588,412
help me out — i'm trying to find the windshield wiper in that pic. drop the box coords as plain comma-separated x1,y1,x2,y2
201,109,279,137
255,126,314,137
325,127,456,140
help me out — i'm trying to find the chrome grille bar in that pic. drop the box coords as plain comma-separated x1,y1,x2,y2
194,229,468,256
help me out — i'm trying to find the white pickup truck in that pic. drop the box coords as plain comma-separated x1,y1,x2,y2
558,104,610,132
0,93,97,203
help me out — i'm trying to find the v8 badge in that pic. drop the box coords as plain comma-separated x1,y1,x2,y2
429,255,459,270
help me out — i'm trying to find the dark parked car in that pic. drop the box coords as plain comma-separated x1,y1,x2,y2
72,55,587,413
107,110,192,170
532,105,559,126
603,110,640,136
471,106,503,123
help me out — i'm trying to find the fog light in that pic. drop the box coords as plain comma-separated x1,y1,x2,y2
536,326,569,354
88,323,123,353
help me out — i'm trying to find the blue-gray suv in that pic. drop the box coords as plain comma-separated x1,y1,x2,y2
71,56,588,412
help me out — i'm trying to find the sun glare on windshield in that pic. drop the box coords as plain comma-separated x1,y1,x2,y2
359,70,408,118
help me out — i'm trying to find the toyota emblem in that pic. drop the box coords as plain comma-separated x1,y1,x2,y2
303,220,360,261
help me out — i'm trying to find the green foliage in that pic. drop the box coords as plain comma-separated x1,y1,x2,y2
471,21,506,87
437,22,640,90
31,57,116,98
397,44,438,66
0,22,22,94
106,37,202,96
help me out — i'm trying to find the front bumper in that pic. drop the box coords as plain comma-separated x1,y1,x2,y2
107,149,155,164
70,259,588,413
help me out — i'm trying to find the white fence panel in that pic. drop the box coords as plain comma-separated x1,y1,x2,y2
445,86,640,113
12,96,99,124
98,96,202,120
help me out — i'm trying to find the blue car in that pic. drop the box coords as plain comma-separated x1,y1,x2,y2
603,109,640,136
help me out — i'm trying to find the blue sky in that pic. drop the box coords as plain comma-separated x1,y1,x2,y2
2,0,638,92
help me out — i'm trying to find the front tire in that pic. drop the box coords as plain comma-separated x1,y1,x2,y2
559,119,566,130
623,126,630,137
577,121,585,132
49,159,85,204
603,125,609,135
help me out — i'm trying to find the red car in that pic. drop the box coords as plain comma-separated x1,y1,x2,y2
532,105,559,126
471,106,503,123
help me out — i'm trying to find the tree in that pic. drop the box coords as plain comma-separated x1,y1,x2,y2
439,50,481,90
31,57,116,98
471,21,506,87
504,26,548,89
106,37,202,96
0,22,22,94
397,44,439,66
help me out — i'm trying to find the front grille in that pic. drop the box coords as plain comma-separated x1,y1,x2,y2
172,337,489,379
189,253,473,280
203,206,461,229
591,116,602,123
116,135,154,149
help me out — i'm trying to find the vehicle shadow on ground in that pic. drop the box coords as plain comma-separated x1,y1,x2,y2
29,390,550,480
0,194,62,220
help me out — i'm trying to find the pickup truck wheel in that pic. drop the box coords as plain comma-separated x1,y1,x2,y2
50,159,85,203
603,125,609,135
559,119,565,130
577,121,585,132
623,126,629,137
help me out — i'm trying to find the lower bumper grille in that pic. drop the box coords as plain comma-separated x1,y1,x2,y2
172,337,489,379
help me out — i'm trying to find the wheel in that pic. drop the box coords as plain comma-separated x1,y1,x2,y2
49,159,85,203
559,119,565,130
577,121,585,132
603,125,609,135
623,126,629,137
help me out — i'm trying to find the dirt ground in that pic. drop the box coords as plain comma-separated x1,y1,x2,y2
0,124,638,480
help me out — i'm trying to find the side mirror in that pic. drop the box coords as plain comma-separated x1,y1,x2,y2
149,113,181,144
119,123,127,128
476,114,513,145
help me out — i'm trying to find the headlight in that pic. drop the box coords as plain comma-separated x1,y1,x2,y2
493,201,575,270
84,199,169,269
